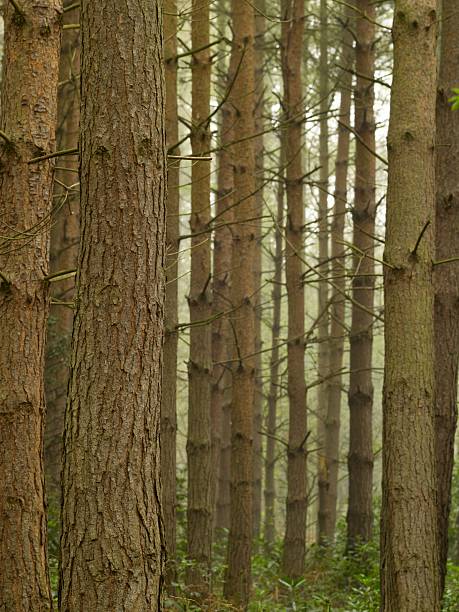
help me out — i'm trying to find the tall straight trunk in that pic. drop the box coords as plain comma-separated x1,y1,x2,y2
435,0,459,594
187,0,213,592
381,2,440,610
45,0,80,510
213,15,234,535
0,2,61,609
324,4,353,545
281,0,307,579
264,135,285,549
59,1,166,609
252,0,266,541
162,0,179,586
346,0,376,548
223,0,256,605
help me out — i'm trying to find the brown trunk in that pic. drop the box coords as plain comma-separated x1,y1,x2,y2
0,3,61,609
252,0,266,542
45,0,80,511
223,0,256,605
281,0,308,579
59,1,166,609
381,3,440,610
186,0,213,593
162,0,180,587
324,4,353,546
264,134,285,549
346,0,376,549
434,0,459,595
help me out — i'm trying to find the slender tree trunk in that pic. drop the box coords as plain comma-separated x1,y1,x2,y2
346,0,376,549
59,1,166,609
264,134,285,549
281,0,308,579
252,0,266,541
435,0,459,594
223,0,256,605
187,0,213,593
45,0,80,512
162,0,179,587
324,4,353,546
381,2,440,610
0,3,61,609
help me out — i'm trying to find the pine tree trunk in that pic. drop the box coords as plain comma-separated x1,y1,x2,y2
162,0,179,587
434,0,459,594
264,134,285,549
281,0,308,579
223,0,256,604
60,1,166,609
186,0,213,593
346,0,376,548
381,2,440,609
0,2,61,609
45,0,80,512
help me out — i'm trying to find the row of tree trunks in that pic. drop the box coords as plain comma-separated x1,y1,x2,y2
281,0,308,580
59,1,166,609
346,0,376,550
0,2,62,609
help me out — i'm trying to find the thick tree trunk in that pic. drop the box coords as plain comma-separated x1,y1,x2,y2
45,0,80,512
264,135,285,549
434,0,459,595
346,0,376,549
59,2,166,609
162,0,179,587
0,2,61,610
281,0,308,579
381,2,440,610
223,0,256,605
186,0,213,593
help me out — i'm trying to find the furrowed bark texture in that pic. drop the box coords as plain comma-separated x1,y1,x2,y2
434,0,459,594
281,0,308,579
381,2,440,610
45,0,80,508
223,0,256,605
59,2,166,610
162,0,179,587
0,2,61,610
346,0,376,548
187,0,213,593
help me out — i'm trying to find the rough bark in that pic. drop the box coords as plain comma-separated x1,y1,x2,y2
264,135,285,549
59,1,166,609
381,2,440,610
223,0,256,605
346,0,376,549
323,5,353,546
45,0,80,510
0,2,61,610
281,0,308,579
162,0,179,587
434,0,459,594
186,0,213,593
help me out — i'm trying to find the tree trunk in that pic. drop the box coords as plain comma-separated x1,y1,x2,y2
186,0,213,593
324,4,353,546
381,2,440,610
162,0,179,587
59,1,166,609
434,0,459,595
223,0,256,605
45,0,80,512
0,2,61,610
264,134,285,549
346,0,376,549
281,0,308,580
